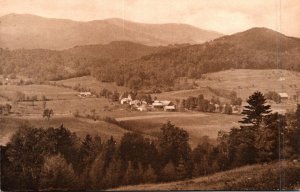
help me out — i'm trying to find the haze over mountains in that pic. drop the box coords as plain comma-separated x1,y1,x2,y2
0,13,222,50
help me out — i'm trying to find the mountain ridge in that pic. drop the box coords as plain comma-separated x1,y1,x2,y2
0,13,222,50
0,27,299,87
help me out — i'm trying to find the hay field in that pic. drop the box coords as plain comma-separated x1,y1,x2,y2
119,112,241,148
197,69,300,101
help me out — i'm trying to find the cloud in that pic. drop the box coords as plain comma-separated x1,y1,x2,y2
0,0,299,37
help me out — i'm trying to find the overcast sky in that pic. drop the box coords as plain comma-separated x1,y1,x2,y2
0,0,299,37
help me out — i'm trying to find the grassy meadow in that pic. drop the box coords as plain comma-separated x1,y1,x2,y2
0,116,129,146
1,69,299,149
118,112,241,148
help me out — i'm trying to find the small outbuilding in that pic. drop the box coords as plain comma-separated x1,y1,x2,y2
79,92,92,97
164,105,176,112
278,93,289,102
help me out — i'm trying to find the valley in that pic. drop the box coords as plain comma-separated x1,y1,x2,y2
1,13,300,190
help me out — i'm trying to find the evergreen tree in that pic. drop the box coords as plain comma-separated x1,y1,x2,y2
176,158,187,180
160,161,177,182
287,104,300,156
159,121,191,166
240,91,271,127
122,161,135,185
102,158,122,189
39,154,77,190
89,154,106,189
143,165,157,183
255,113,287,162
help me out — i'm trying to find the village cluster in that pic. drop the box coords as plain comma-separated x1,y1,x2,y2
120,94,176,112
76,89,292,115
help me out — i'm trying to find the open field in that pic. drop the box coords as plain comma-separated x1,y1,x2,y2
1,69,298,148
51,75,129,93
0,84,78,101
153,87,229,103
197,69,300,101
112,160,300,191
118,112,241,148
154,69,300,113
0,116,129,146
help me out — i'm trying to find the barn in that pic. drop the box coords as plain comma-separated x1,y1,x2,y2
278,93,289,102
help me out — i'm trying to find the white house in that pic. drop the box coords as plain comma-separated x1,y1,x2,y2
120,98,132,104
79,92,92,97
120,94,133,104
152,100,164,109
152,100,176,111
278,93,289,102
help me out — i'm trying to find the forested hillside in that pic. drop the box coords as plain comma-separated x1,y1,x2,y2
1,28,300,89
0,41,173,81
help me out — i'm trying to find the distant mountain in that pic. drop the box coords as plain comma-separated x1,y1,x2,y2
0,13,222,50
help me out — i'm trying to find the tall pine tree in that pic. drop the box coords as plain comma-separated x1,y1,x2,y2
240,91,271,127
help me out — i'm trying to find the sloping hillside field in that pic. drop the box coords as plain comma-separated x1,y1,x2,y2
112,160,300,191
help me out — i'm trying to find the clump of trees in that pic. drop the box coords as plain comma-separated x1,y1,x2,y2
181,94,234,114
0,103,12,115
181,94,216,112
43,109,54,120
1,92,300,191
265,91,281,103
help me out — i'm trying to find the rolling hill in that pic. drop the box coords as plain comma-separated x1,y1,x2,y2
136,27,300,72
1,27,300,89
0,41,172,80
0,13,222,50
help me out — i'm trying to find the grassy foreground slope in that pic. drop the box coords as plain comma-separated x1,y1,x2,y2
112,160,300,191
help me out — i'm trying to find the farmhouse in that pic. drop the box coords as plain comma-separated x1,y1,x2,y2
164,105,176,112
278,92,289,102
120,98,132,104
120,94,133,104
152,100,164,109
79,92,92,97
152,100,176,111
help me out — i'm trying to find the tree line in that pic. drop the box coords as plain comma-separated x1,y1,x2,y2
1,92,300,190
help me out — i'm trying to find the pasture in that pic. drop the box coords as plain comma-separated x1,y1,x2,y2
154,69,300,113
2,69,298,148
197,69,300,101
0,84,78,101
51,75,129,93
153,87,229,103
0,116,129,146
118,112,242,148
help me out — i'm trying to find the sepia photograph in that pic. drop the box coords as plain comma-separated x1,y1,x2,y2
0,0,300,191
